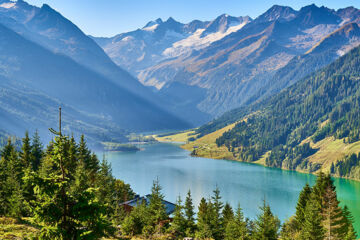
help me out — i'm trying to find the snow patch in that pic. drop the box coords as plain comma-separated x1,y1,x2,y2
0,2,15,9
163,21,249,58
143,24,159,32
164,30,186,39
121,36,133,41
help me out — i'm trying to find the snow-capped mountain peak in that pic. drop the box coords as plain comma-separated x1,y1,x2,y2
143,18,163,28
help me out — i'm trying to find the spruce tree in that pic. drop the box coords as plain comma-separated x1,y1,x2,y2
97,158,115,211
7,153,25,218
112,179,135,225
225,204,248,240
295,183,312,229
222,202,234,228
280,217,300,240
196,197,213,239
341,205,357,240
20,132,32,168
0,139,26,217
321,184,347,239
30,130,43,171
26,136,111,239
148,178,168,234
170,196,186,239
184,190,196,237
300,196,325,240
253,200,280,240
211,186,224,240
122,200,149,236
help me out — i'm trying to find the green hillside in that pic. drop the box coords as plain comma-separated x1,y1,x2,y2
193,45,360,179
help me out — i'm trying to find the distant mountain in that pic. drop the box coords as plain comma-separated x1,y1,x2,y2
251,22,360,102
254,5,297,23
92,14,251,87
0,19,190,142
95,4,360,118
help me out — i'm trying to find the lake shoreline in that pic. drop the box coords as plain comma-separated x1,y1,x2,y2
168,142,360,183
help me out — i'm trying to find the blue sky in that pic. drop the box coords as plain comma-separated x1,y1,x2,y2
26,0,360,37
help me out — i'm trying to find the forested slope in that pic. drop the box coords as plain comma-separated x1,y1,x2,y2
193,45,360,178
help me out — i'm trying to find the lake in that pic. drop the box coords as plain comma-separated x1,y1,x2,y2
103,142,360,233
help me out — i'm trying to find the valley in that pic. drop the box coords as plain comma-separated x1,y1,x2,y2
1,1,360,239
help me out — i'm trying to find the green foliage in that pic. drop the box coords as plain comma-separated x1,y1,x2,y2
299,196,325,240
0,132,135,239
169,196,186,239
321,183,347,239
253,200,280,240
121,200,149,236
0,139,26,217
342,206,357,240
196,197,214,239
30,130,43,171
295,183,312,229
224,204,249,240
222,202,234,228
184,190,196,237
148,178,169,234
331,152,360,179
25,136,113,239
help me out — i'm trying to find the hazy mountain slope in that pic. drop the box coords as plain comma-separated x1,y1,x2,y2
0,0,210,126
252,22,360,102
97,4,360,118
0,80,127,145
195,44,360,174
0,22,190,133
0,0,168,108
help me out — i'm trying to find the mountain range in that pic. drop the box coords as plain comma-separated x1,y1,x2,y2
0,0,192,144
2,0,360,145
94,4,360,117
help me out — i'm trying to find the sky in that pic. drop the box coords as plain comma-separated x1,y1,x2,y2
25,0,360,37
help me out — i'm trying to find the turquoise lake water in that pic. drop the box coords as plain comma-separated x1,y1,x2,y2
103,142,360,233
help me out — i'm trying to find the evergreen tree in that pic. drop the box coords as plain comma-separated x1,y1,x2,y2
7,158,24,218
322,184,348,239
312,172,332,205
210,186,224,240
341,205,357,240
169,196,186,239
300,196,325,240
184,190,196,236
97,158,115,213
26,136,112,239
20,132,32,168
31,130,43,171
295,183,312,229
0,139,26,217
196,197,213,239
225,204,248,240
222,202,234,228
344,224,357,240
148,178,168,234
66,136,78,180
112,179,135,225
122,200,149,236
253,200,280,240
280,217,300,240
78,135,99,183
